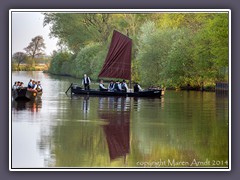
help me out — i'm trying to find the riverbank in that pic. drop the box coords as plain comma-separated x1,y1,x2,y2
12,64,48,71
44,71,220,92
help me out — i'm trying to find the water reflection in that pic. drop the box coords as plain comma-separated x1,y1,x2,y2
98,97,130,162
12,98,42,113
11,72,229,168
133,97,165,112
83,96,90,113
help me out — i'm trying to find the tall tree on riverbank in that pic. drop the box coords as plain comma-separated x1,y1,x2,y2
12,52,27,70
24,35,46,66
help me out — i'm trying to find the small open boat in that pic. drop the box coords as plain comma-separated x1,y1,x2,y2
12,87,42,101
68,30,163,98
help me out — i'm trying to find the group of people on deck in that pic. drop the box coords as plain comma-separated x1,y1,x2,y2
99,79,129,92
99,79,143,93
81,74,143,93
12,79,42,93
27,79,43,92
12,81,25,89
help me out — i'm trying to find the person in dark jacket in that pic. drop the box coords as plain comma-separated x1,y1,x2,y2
121,80,128,93
28,79,33,89
99,80,108,91
114,80,122,92
134,82,143,92
82,74,91,90
108,80,115,91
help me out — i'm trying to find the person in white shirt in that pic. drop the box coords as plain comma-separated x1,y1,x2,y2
82,74,91,90
99,80,108,91
19,82,24,88
118,81,122,91
12,82,18,90
32,81,38,92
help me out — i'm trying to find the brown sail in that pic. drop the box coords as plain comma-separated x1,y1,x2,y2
98,30,132,80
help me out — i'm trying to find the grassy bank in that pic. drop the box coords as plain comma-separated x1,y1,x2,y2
12,64,49,71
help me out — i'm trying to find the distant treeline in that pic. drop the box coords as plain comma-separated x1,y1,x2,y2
44,13,229,89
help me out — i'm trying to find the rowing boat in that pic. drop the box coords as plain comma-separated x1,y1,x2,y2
12,87,42,101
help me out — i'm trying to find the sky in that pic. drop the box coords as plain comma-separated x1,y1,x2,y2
12,12,58,56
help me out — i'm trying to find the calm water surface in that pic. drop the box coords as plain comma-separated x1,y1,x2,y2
11,71,229,168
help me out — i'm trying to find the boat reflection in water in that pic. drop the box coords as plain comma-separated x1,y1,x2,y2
98,97,130,162
12,98,42,113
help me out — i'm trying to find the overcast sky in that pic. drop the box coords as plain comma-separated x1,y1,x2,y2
11,12,58,56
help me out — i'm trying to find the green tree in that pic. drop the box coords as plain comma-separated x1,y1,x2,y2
12,52,27,70
137,21,179,87
192,13,229,85
207,13,229,81
163,28,195,88
49,51,73,75
72,43,107,79
44,13,115,53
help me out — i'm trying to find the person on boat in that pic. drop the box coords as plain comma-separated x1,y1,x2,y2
82,74,91,90
32,81,38,92
16,81,21,89
12,82,18,90
114,80,122,92
36,81,43,92
108,80,115,91
121,80,128,93
28,79,33,89
19,82,24,88
99,80,108,91
134,82,143,92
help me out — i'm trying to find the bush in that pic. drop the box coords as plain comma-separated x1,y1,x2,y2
72,43,107,80
48,51,73,75
48,43,107,80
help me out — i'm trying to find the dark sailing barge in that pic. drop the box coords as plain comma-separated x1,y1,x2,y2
71,85,162,98
69,30,163,98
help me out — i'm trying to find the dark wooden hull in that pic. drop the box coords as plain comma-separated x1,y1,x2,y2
71,86,162,98
12,88,42,101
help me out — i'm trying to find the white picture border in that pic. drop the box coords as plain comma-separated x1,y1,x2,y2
9,9,231,171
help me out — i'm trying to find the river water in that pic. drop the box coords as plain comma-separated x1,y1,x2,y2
11,71,229,169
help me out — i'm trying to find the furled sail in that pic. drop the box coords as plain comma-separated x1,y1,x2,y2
98,30,132,80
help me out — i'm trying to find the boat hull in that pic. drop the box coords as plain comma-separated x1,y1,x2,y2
71,86,162,98
12,88,42,101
